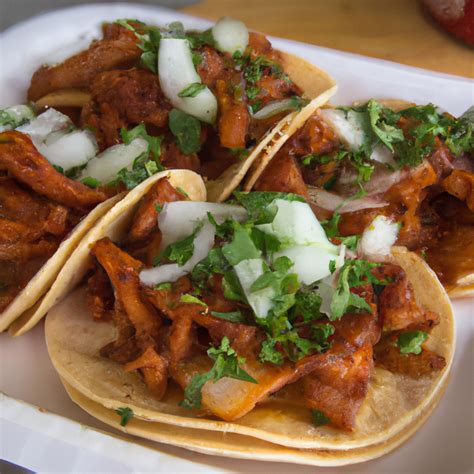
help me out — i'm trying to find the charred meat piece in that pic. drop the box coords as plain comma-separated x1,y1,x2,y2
0,131,107,209
128,177,187,244
81,68,171,149
28,25,141,102
91,238,161,346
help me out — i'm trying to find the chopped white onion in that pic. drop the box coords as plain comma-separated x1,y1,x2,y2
212,16,249,55
139,221,215,286
274,244,344,285
308,188,389,213
81,138,148,183
358,215,400,260
0,104,35,132
252,99,299,120
38,129,98,170
320,108,395,166
158,38,217,124
256,199,335,250
17,108,71,143
158,201,247,250
234,258,275,318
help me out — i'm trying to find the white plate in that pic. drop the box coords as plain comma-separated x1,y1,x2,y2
0,4,473,473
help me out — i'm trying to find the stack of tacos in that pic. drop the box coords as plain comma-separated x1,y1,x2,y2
1,15,465,467
43,175,453,465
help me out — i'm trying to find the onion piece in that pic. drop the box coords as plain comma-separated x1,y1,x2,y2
212,16,249,55
234,258,275,318
274,243,344,285
358,215,400,260
256,199,335,250
320,108,396,166
308,188,389,213
158,38,217,124
0,104,35,132
81,138,148,183
158,201,247,250
140,221,215,286
252,99,301,120
17,108,71,142
39,129,98,170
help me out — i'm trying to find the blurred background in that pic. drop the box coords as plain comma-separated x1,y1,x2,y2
0,0,472,75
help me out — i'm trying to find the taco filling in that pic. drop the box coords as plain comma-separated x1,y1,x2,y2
24,17,311,182
250,100,474,293
0,16,332,318
80,180,446,430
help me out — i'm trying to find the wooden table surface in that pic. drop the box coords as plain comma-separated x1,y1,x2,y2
182,0,474,79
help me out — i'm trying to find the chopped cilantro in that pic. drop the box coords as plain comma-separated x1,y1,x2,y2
180,337,257,409
222,270,247,303
115,407,134,427
155,221,203,266
191,247,229,284
222,222,261,266
154,203,163,212
120,124,162,162
311,409,330,427
294,286,322,322
207,212,235,239
81,176,101,189
234,191,304,223
115,20,161,73
210,310,246,323
396,330,428,355
180,294,208,307
330,259,388,320
178,82,206,98
168,108,201,155
176,186,190,198
367,99,404,152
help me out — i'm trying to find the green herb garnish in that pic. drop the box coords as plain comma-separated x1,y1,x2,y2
180,337,257,409
396,330,428,355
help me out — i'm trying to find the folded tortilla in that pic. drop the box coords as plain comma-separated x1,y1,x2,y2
44,242,454,457
8,169,206,336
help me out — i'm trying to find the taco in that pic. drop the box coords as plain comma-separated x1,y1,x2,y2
44,185,453,463
8,169,206,336
0,16,335,333
245,99,474,297
24,16,336,202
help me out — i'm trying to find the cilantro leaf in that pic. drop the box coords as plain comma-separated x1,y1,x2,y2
234,191,304,223
311,409,330,427
180,337,257,409
210,310,246,323
81,176,101,189
115,20,161,73
222,270,247,302
180,294,208,307
115,407,134,427
396,330,428,355
156,221,203,266
330,259,388,320
367,99,404,152
294,286,323,322
222,222,261,266
111,151,161,190
168,108,201,155
120,123,163,162
178,82,206,98
259,337,284,365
